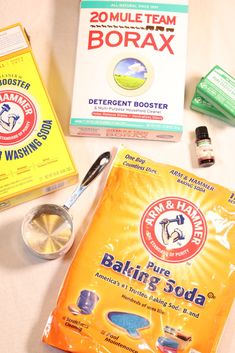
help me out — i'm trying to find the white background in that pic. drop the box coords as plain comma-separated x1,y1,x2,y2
0,1,235,352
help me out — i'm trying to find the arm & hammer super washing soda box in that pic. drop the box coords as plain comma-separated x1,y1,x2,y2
0,23,77,212
70,0,188,141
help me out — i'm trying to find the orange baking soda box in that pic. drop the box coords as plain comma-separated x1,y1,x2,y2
0,23,77,211
43,147,235,353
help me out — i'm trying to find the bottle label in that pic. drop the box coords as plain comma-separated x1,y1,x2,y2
196,140,214,159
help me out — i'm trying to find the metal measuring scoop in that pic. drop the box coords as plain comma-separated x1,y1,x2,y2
21,151,111,259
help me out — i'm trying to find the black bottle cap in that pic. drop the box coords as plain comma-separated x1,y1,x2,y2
195,126,209,140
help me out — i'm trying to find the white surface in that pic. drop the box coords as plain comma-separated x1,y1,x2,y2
0,1,235,353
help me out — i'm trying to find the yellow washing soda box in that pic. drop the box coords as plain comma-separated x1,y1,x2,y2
0,24,77,211
43,147,235,353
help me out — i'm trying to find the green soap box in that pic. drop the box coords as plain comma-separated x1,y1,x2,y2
196,65,235,122
190,91,235,126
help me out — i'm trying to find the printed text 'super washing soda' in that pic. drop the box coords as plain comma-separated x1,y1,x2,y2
43,147,235,353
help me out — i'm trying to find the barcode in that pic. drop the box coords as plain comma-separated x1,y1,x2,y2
43,182,65,193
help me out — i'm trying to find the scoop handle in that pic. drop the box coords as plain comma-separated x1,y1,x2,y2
63,151,111,211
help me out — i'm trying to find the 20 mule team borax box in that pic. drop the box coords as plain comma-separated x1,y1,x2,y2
0,24,77,212
70,0,188,141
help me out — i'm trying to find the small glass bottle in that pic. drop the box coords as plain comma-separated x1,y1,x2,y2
195,126,215,167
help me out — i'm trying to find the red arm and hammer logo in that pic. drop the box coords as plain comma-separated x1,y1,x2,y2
0,90,37,146
140,197,207,263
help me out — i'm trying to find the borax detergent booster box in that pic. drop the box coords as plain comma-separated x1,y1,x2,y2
70,0,188,141
0,24,77,212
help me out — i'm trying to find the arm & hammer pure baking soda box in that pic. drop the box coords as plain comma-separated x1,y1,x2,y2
70,0,188,141
43,146,235,353
0,23,77,212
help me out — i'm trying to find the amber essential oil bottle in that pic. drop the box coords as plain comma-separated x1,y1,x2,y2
195,126,215,167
